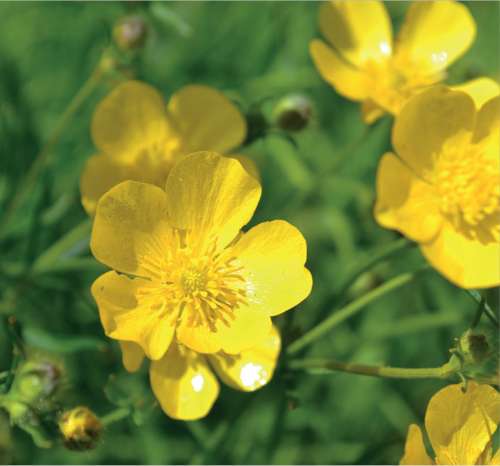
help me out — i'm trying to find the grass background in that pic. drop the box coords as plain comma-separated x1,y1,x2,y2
0,1,499,464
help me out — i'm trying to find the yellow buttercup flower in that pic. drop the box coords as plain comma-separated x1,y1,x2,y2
310,0,478,123
400,382,500,465
80,80,254,215
374,86,500,288
90,151,312,419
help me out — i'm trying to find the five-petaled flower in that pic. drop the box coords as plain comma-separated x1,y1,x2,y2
400,382,500,465
310,0,487,123
374,86,500,289
80,80,255,215
90,151,312,419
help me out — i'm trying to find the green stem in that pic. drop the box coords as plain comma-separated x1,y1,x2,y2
466,290,499,327
287,268,427,355
101,407,130,427
335,238,413,299
31,219,92,273
0,68,102,236
288,356,461,380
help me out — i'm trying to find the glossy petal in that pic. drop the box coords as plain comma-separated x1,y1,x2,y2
91,272,177,360
168,85,246,153
91,181,170,277
176,304,272,355
396,1,476,74
400,424,433,465
374,153,442,243
119,341,145,372
150,343,219,421
80,154,168,216
208,325,281,392
393,86,475,177
425,382,500,465
231,220,313,316
165,152,261,248
421,224,500,289
452,78,500,110
91,81,172,159
319,0,392,66
230,154,260,181
473,96,500,144
310,40,369,101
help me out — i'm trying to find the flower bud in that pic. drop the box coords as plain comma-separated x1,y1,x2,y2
273,94,313,132
12,360,61,406
113,16,148,51
58,406,102,451
458,329,491,365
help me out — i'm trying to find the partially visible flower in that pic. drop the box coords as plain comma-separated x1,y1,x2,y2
80,81,253,215
310,1,483,123
58,406,102,451
400,382,500,465
91,151,312,419
374,86,500,288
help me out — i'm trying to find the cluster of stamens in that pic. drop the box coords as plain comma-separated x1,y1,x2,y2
432,139,500,242
137,229,248,333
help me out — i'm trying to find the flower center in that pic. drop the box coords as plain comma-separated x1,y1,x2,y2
364,55,440,114
149,230,248,331
432,137,500,242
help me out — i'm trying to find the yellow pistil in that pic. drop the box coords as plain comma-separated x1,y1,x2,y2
138,230,248,333
433,137,500,242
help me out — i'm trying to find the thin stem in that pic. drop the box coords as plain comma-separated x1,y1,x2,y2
335,238,413,299
288,356,461,381
287,268,427,355
466,290,499,327
101,407,130,427
0,67,103,235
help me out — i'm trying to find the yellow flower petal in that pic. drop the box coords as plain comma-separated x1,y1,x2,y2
473,96,500,144
393,86,475,177
119,341,144,372
425,382,500,465
310,39,369,101
167,85,246,154
374,153,442,243
230,154,260,181
231,220,313,316
91,181,170,277
149,343,219,421
452,78,500,110
91,272,177,360
361,99,386,124
396,1,475,74
165,151,261,248
400,424,433,465
176,304,272,355
318,0,392,67
490,448,500,465
208,325,281,392
91,81,173,160
420,223,500,289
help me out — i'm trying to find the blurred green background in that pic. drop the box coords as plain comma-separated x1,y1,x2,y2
0,1,498,464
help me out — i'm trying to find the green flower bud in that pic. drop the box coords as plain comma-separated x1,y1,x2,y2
11,359,61,408
59,406,102,451
273,94,313,132
113,16,148,51
458,329,491,365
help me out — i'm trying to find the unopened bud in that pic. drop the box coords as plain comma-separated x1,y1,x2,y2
458,330,491,365
273,94,313,132
113,16,148,51
59,406,102,451
13,360,61,406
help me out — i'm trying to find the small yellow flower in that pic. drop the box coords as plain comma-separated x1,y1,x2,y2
310,0,483,123
374,86,500,288
80,80,254,215
58,406,102,451
90,151,312,419
400,382,500,465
